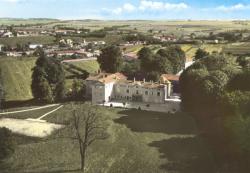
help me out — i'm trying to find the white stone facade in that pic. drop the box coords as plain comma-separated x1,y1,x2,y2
86,73,172,105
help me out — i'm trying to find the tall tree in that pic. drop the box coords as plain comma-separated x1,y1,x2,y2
71,105,108,172
138,47,154,72
98,45,123,73
71,79,86,101
31,49,65,102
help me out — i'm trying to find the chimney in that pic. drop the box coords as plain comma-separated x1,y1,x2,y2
134,77,136,83
143,78,146,83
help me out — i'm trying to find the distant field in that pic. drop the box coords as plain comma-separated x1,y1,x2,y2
5,103,216,173
0,57,99,101
222,42,250,55
1,19,250,35
0,18,59,25
41,20,250,35
0,35,55,46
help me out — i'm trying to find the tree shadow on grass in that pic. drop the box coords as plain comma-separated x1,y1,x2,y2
4,168,81,173
3,99,45,109
149,136,217,173
115,109,197,135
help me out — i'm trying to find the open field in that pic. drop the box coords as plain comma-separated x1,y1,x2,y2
38,20,250,35
0,18,59,25
0,35,55,46
2,19,249,35
222,42,250,55
4,103,216,173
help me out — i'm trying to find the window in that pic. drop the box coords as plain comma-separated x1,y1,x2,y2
157,92,161,96
145,91,148,95
127,89,129,93
136,90,139,94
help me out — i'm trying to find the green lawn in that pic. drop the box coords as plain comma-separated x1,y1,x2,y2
0,105,61,119
5,103,216,173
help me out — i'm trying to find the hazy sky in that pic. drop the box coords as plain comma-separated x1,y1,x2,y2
1,0,250,20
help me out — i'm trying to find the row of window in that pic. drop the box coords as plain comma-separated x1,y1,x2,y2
126,89,161,96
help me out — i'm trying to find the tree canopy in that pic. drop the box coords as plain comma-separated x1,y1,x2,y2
180,53,250,171
194,48,209,60
98,45,123,73
31,50,65,103
137,45,186,81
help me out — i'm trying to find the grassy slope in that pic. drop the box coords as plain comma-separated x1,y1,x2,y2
67,60,100,74
0,57,99,101
6,103,216,173
0,57,36,101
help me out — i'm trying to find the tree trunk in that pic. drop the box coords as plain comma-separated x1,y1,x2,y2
80,145,86,172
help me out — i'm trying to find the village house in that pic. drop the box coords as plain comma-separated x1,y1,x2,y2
86,73,172,104
29,44,43,50
1,31,14,38
59,39,74,48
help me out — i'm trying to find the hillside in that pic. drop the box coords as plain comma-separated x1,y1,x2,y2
0,57,99,101
0,57,36,101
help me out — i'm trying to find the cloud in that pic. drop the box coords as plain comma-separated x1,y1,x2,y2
215,3,250,12
106,1,188,15
111,3,136,15
123,3,136,12
139,0,188,11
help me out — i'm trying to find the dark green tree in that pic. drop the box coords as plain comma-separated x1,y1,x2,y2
98,45,123,73
157,46,186,74
71,79,86,101
154,53,173,74
138,47,154,72
31,50,65,102
147,71,160,82
194,48,209,60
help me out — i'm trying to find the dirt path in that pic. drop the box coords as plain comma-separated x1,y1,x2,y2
37,105,63,120
0,104,60,115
